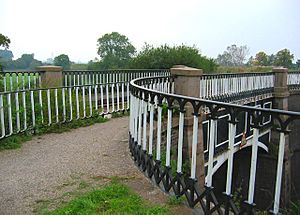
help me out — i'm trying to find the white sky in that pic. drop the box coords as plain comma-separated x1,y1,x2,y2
1,0,299,63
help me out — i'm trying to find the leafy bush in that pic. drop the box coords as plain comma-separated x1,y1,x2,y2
128,44,218,73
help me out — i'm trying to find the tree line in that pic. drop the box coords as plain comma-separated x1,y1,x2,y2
90,32,300,71
88,32,217,72
1,32,299,72
216,45,298,69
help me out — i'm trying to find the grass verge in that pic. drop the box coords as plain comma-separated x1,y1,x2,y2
43,181,170,215
0,112,128,151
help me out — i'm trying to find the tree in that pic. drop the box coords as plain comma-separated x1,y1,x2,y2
273,49,294,68
0,49,13,62
296,59,300,70
0,34,11,71
268,54,275,66
128,44,218,72
54,54,70,69
0,33,10,49
216,44,250,66
1,53,42,70
97,32,136,69
253,51,269,66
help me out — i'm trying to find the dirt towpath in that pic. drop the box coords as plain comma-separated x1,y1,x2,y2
0,117,196,215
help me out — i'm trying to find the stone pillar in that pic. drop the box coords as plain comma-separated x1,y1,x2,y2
36,66,63,87
272,67,291,206
170,65,205,190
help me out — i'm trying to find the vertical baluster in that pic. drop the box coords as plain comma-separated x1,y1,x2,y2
55,89,59,123
190,114,199,179
100,85,104,113
111,84,115,113
82,86,86,118
156,105,162,161
116,83,120,111
15,92,20,132
10,74,13,91
7,93,13,135
247,127,259,204
273,132,286,214
95,85,98,112
106,84,110,113
0,95,5,138
137,97,143,146
177,111,184,173
16,74,19,91
121,83,125,111
47,89,51,125
75,87,80,119
38,89,44,124
68,87,73,121
166,108,172,167
33,73,37,89
62,88,66,122
133,96,139,142
30,90,35,127
225,120,237,195
142,99,147,151
22,91,27,130
127,83,130,110
38,73,41,88
64,72,68,86
148,100,154,156
129,94,134,134
207,118,217,187
22,74,25,90
89,85,92,117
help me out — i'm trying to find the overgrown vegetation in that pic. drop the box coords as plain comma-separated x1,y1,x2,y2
43,181,170,215
0,132,32,150
129,44,217,73
282,200,300,215
216,66,273,74
167,196,185,206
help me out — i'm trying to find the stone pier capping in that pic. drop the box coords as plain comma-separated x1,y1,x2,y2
36,65,63,87
171,65,203,98
273,67,290,98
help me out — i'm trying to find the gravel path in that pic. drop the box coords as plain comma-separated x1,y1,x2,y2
0,117,134,214
0,117,196,215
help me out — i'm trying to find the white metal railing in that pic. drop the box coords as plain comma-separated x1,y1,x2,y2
200,73,274,99
288,71,300,86
0,82,129,139
0,71,41,92
63,69,170,87
129,76,300,214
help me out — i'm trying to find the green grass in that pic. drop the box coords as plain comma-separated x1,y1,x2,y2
0,133,32,150
167,196,185,206
282,200,300,215
43,182,170,215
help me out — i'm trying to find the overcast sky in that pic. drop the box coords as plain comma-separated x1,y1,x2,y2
1,0,299,63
